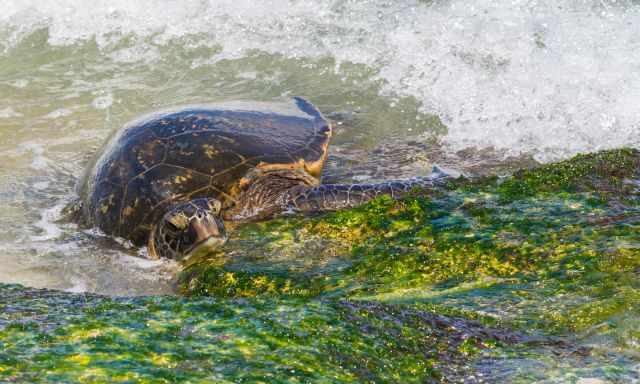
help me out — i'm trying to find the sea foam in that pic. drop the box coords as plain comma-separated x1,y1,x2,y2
2,0,640,161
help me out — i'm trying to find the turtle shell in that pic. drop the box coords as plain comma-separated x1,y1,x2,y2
78,97,331,245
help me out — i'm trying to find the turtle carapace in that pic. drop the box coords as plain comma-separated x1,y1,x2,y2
71,98,448,260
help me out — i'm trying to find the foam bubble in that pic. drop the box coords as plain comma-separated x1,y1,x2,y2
92,94,113,110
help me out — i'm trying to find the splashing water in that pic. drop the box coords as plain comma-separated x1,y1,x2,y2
3,0,640,160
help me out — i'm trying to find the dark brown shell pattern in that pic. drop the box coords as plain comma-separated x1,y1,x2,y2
82,98,331,246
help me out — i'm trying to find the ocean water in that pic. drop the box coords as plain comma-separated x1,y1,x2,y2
1,0,640,294
1,1,640,382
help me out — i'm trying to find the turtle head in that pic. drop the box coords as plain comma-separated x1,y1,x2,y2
149,198,227,260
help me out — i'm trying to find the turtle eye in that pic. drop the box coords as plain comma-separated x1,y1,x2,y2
207,199,222,214
167,213,188,230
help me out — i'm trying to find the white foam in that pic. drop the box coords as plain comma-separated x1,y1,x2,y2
31,203,64,241
9,79,29,88
117,252,180,273
2,0,640,161
64,278,88,294
0,107,22,118
237,71,258,80
18,142,50,170
378,1,640,161
33,181,50,190
44,108,72,119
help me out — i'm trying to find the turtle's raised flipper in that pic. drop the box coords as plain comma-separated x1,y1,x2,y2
284,169,450,213
294,97,324,120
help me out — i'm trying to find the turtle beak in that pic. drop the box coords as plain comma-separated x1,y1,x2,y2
184,217,227,260
185,236,227,260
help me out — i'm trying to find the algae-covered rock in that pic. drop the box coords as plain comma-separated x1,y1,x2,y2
180,148,640,381
3,148,640,382
495,148,640,202
0,284,524,383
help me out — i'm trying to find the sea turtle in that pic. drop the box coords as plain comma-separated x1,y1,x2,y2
71,97,448,260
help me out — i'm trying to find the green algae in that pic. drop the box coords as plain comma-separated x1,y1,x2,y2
0,284,519,383
494,148,640,202
182,149,640,362
4,148,640,382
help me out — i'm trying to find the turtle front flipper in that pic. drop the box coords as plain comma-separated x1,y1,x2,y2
283,167,450,213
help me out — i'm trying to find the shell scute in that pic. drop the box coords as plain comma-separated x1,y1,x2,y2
126,138,166,172
162,133,249,176
149,111,224,138
90,180,123,234
118,165,212,235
